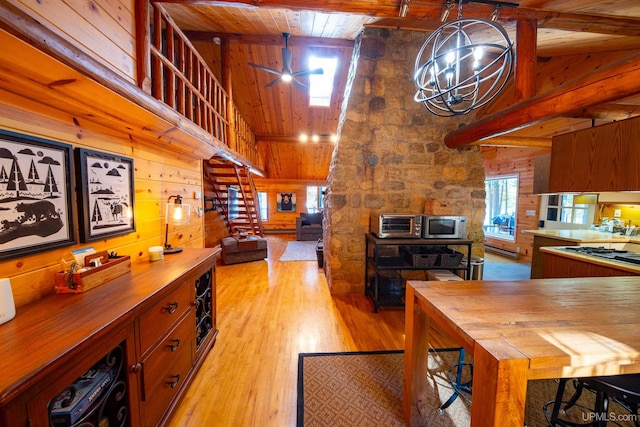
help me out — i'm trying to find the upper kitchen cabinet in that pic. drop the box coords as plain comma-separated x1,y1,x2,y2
549,116,640,193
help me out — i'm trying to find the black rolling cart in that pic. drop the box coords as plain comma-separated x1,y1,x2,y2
365,233,472,312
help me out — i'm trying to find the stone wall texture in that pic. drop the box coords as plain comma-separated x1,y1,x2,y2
325,28,486,295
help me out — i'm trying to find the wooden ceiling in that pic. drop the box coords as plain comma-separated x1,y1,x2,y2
160,0,640,180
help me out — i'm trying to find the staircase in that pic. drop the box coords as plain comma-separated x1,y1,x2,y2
203,158,264,237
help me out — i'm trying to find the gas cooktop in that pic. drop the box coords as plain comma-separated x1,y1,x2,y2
563,246,640,265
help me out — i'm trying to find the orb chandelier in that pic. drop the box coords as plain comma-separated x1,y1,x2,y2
414,0,514,116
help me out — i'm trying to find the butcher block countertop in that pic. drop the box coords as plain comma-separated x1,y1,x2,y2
522,229,640,243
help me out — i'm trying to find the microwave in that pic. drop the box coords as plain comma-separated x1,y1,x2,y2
371,214,422,239
422,215,467,239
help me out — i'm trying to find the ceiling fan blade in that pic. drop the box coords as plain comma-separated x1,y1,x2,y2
292,67,324,77
266,76,282,88
292,78,309,90
281,48,293,73
248,62,282,76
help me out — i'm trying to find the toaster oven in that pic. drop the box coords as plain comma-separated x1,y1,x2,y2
370,214,422,239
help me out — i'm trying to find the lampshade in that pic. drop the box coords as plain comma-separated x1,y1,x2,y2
166,196,190,225
414,16,513,116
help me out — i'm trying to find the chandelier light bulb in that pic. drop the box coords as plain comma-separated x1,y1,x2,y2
445,51,455,67
281,73,292,82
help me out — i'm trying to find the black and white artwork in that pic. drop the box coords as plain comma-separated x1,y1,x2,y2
0,130,75,261
76,148,135,242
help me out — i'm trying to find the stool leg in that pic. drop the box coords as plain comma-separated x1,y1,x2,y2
594,390,607,427
549,378,569,426
563,379,585,413
439,348,471,412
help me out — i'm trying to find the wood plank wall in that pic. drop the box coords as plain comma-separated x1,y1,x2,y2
9,0,136,84
0,0,211,309
254,178,326,231
481,146,551,263
1,94,205,308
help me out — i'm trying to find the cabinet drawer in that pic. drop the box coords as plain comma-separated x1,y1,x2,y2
139,281,192,353
141,344,192,427
141,311,194,397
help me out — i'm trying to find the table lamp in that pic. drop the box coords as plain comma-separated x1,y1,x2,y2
164,195,190,254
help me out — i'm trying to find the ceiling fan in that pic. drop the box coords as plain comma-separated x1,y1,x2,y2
249,32,323,90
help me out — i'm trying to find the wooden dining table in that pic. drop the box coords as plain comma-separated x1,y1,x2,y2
403,277,640,426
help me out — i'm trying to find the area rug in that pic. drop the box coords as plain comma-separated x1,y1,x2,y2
297,349,637,427
297,350,404,427
279,241,318,261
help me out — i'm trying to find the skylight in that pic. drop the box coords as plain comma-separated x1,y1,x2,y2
309,56,337,107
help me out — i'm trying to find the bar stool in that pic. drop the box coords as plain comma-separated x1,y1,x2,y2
546,374,640,426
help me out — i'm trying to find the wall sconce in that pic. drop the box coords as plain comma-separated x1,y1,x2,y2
165,195,191,254
399,0,410,17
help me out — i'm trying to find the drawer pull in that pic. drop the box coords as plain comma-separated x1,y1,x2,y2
163,302,179,314
168,338,181,352
129,363,142,373
167,374,180,388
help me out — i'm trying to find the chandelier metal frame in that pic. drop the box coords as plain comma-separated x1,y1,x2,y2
414,1,514,116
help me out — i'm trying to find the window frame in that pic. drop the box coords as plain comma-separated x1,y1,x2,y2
484,174,519,241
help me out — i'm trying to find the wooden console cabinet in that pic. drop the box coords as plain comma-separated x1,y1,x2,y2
0,248,219,427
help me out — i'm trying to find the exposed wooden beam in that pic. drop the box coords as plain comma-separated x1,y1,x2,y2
256,134,336,144
474,136,551,148
184,31,355,48
164,0,640,37
444,50,640,148
514,20,536,101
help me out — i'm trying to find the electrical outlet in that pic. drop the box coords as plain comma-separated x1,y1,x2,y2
614,209,622,218
194,191,202,200
526,210,536,216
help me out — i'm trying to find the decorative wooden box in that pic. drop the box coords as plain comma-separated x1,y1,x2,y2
55,252,131,294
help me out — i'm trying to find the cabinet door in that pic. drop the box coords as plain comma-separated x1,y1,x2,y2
194,267,213,352
26,325,138,427
543,253,637,278
549,117,640,192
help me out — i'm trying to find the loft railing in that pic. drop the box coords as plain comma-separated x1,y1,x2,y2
233,106,258,163
145,3,258,165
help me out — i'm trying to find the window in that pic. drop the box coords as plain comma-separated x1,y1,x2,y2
546,193,596,224
258,192,267,221
484,175,518,240
309,57,337,107
306,186,326,213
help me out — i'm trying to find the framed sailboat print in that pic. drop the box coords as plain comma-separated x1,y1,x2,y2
75,148,135,242
0,130,76,261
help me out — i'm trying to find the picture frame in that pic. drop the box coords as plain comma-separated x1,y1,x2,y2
0,130,76,261
276,192,296,212
75,148,135,242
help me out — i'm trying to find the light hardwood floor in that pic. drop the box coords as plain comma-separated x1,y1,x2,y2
167,235,529,426
167,234,405,427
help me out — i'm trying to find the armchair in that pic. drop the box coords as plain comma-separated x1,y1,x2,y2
296,212,323,241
